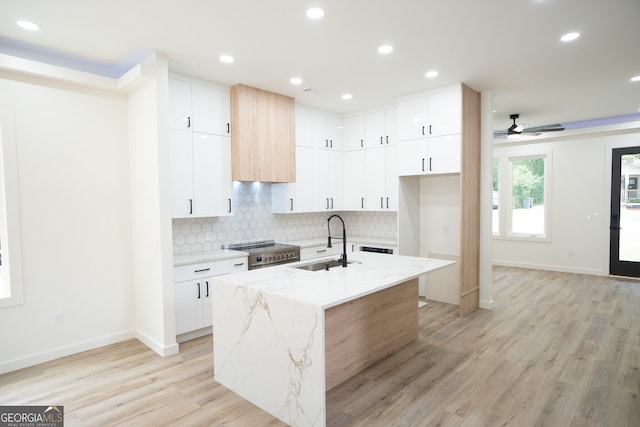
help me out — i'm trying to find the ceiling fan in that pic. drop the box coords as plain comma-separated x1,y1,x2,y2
494,114,565,138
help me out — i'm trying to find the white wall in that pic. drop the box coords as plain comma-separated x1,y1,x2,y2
492,127,640,275
0,73,135,373
127,56,178,356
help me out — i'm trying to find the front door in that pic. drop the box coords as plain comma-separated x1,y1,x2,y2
610,146,640,277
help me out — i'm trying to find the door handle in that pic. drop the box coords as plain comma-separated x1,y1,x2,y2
197,282,201,299
610,225,622,230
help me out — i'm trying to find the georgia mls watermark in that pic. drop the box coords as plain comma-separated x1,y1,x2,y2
0,406,64,427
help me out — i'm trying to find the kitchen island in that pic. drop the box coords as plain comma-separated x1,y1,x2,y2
211,252,454,427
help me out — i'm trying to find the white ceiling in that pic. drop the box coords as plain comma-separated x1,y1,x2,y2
1,0,639,131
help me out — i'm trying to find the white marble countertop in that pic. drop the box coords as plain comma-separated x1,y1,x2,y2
173,249,249,266
213,252,454,308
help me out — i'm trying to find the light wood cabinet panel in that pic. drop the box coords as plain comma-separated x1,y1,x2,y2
230,84,295,182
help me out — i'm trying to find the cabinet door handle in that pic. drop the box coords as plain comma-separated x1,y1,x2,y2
330,198,334,209
429,124,432,135
228,198,232,213
381,197,384,208
330,139,333,148
421,125,425,135
189,199,193,215
422,158,425,172
194,268,210,273
429,157,433,171
233,262,245,267
386,197,389,209
206,281,209,298
361,197,364,209
325,139,329,148
197,282,201,299
352,243,355,251
380,136,383,145
317,249,327,254
290,198,294,211
226,123,230,134
386,135,389,144
326,198,330,209
187,116,191,128
360,139,364,148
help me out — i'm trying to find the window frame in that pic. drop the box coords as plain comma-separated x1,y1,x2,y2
0,104,25,308
493,147,552,242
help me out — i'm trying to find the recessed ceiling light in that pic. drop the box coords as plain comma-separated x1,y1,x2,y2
219,55,234,63
306,8,325,19
631,75,640,82
425,70,439,78
16,20,39,31
561,32,580,42
378,45,393,55
341,93,352,100
290,77,303,85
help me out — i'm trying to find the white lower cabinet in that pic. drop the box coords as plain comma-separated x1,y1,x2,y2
174,256,247,336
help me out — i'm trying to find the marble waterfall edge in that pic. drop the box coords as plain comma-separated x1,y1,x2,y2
212,279,325,427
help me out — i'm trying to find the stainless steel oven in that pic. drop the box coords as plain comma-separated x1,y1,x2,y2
222,240,301,270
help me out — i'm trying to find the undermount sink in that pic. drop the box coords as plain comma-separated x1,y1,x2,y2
294,259,360,271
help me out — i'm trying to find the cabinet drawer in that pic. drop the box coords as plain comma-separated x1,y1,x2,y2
300,245,342,261
174,260,230,282
229,257,249,273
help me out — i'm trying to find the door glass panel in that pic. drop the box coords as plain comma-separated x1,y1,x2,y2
492,159,499,235
619,154,640,262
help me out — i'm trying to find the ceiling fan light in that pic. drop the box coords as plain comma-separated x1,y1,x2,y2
17,20,39,31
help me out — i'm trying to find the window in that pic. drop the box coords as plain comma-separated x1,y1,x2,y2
493,149,551,240
0,104,25,308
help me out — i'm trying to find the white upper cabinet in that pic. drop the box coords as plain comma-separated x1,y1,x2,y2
305,107,343,150
169,78,230,136
397,88,460,141
343,115,366,151
192,85,231,136
343,150,367,210
314,149,343,211
427,90,461,137
365,145,398,211
193,133,233,216
170,130,233,218
272,146,315,213
397,134,460,176
397,86,462,176
365,108,397,147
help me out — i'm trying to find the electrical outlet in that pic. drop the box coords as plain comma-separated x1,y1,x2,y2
52,311,64,326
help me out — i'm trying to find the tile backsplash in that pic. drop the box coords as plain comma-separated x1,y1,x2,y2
172,181,397,255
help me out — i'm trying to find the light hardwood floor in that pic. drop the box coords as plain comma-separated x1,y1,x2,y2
1,266,638,426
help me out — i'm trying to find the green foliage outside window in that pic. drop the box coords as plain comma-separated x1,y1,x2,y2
512,158,544,208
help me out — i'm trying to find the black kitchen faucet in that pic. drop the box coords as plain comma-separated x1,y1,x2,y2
327,214,347,267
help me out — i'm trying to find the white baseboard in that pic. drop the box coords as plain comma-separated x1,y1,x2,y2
479,299,494,310
135,330,179,357
492,260,606,276
0,330,135,375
